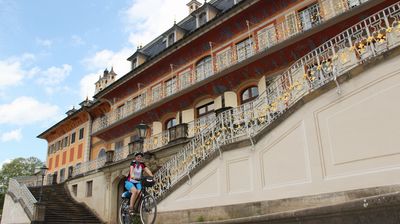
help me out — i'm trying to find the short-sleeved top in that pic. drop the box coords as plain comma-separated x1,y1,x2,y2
127,160,146,183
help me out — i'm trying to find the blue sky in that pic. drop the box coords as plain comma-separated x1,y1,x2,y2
0,0,188,166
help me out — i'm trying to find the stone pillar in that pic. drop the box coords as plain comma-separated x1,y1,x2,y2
31,202,46,224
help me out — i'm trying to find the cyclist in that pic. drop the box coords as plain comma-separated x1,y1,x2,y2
125,151,153,214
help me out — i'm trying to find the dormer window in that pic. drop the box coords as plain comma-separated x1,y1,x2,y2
197,12,207,27
131,58,138,70
167,32,175,47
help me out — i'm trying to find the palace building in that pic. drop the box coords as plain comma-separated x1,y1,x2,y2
4,0,400,223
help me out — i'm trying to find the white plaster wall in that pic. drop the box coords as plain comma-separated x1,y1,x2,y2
158,53,400,212
224,91,238,108
67,172,108,221
1,194,30,224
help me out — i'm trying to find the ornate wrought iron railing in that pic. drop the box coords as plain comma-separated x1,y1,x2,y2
8,178,37,218
150,1,400,199
92,0,373,133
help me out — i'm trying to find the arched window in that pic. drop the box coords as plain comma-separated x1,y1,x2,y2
196,56,212,82
241,86,259,104
97,148,106,158
165,118,177,130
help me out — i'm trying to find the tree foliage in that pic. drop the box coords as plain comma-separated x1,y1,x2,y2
0,157,43,211
0,157,43,192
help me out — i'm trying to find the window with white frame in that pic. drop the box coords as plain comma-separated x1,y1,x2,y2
197,12,207,27
236,38,253,62
167,32,175,46
165,118,177,130
151,83,162,102
131,58,138,70
179,70,192,89
196,56,213,81
257,25,277,50
97,148,106,158
216,47,232,72
165,77,177,97
115,140,123,151
298,3,321,31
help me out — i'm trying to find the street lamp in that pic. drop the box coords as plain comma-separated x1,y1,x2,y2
128,123,149,155
39,165,48,202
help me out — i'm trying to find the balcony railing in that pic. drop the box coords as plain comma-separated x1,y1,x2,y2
150,1,400,199
92,0,373,133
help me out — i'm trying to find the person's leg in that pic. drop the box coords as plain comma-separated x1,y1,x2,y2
130,183,139,210
125,181,138,210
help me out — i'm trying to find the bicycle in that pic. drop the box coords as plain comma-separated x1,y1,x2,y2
119,176,157,224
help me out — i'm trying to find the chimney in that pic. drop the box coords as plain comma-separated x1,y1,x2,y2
187,0,202,14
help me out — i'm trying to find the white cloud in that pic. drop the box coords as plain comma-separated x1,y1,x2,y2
0,54,39,87
37,64,72,86
36,38,53,47
123,0,188,47
1,129,22,142
80,48,132,99
0,159,12,169
80,71,100,99
0,96,60,125
71,35,85,46
82,48,131,73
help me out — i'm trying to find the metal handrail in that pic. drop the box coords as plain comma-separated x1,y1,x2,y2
92,0,373,133
150,1,400,199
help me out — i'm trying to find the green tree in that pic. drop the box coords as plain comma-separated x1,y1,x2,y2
0,157,43,212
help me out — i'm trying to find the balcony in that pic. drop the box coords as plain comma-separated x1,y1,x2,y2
74,0,400,179
92,0,373,133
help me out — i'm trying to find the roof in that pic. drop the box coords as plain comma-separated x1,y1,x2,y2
94,0,243,98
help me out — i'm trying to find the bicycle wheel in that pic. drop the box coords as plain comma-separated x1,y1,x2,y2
139,195,157,224
119,198,132,224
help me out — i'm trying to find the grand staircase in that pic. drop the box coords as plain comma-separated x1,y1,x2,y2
28,184,103,223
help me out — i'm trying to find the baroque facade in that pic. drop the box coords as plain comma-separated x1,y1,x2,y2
4,0,400,223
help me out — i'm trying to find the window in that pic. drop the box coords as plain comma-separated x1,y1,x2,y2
79,128,84,140
70,132,76,144
236,38,253,62
241,86,259,104
167,32,175,46
196,56,212,81
165,77,177,97
86,180,93,197
68,166,74,179
216,48,232,71
59,168,65,182
63,136,68,147
98,149,106,158
179,70,192,89
197,102,214,117
115,140,124,151
298,3,321,31
197,12,207,27
151,83,162,102
72,184,78,197
165,118,177,130
348,0,359,8
131,58,138,70
258,25,277,50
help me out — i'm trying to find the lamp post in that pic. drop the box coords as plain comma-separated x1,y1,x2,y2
128,123,149,156
39,165,48,202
